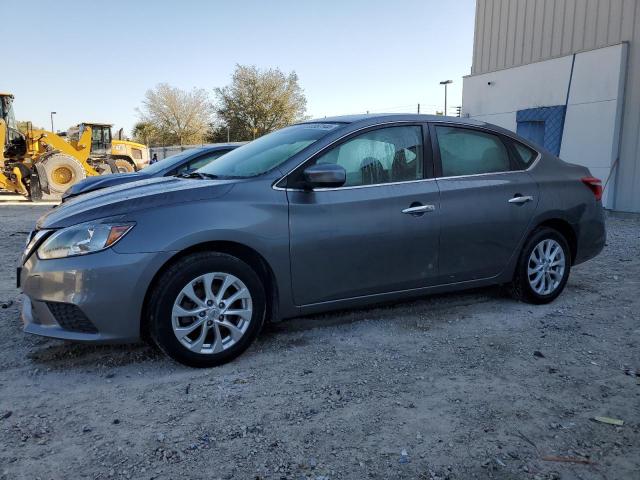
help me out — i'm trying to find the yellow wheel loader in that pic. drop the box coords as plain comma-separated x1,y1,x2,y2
67,123,150,174
0,93,149,199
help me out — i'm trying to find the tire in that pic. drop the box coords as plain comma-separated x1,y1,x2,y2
148,252,266,368
111,158,136,173
39,152,87,194
28,172,43,201
509,227,571,304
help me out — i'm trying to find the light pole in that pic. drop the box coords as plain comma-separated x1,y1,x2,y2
50,111,57,132
439,80,453,116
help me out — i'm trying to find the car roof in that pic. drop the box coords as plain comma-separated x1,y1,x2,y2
298,113,487,127
161,144,242,157
186,143,244,152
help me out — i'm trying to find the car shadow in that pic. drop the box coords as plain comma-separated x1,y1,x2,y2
28,340,164,369
26,285,508,369
261,285,507,338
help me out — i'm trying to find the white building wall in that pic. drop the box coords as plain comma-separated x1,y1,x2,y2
559,44,628,207
463,44,627,209
469,0,640,212
462,55,572,130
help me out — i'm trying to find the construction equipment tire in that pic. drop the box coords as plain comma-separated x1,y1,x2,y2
40,152,87,194
29,172,43,201
109,158,136,173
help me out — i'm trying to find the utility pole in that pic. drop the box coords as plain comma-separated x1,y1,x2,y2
50,111,57,132
439,80,453,116
417,103,420,114
227,125,230,143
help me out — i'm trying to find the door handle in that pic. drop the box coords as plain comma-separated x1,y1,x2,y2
402,204,436,215
508,195,533,204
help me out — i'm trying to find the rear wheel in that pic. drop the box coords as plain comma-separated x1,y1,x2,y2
148,252,266,367
112,158,136,173
509,227,571,304
39,152,86,194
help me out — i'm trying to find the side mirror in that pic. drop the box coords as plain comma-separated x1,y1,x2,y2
303,164,346,189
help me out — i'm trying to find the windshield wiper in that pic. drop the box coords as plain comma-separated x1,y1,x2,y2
177,172,219,179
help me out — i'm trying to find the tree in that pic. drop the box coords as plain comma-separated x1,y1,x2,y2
17,121,42,134
137,84,212,145
132,121,161,146
214,65,307,141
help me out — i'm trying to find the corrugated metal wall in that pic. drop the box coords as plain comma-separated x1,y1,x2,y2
471,0,640,212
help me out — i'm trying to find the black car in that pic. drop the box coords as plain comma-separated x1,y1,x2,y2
61,144,240,201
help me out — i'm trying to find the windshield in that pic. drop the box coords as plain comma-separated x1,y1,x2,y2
197,123,343,178
142,149,198,175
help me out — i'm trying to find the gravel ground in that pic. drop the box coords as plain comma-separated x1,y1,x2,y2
0,205,638,480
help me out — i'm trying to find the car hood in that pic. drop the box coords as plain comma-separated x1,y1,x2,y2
63,172,146,198
38,176,236,229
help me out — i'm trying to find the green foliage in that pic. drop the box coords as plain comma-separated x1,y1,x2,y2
16,121,41,134
135,66,308,146
136,84,212,146
214,65,307,141
132,121,163,146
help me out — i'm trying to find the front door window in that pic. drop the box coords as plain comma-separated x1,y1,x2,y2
312,125,424,186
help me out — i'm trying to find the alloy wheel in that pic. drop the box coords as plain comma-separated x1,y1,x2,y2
171,272,253,354
527,239,566,295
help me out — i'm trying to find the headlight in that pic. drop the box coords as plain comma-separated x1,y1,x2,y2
22,230,49,262
37,222,134,260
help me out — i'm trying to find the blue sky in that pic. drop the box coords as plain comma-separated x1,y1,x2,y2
4,0,476,135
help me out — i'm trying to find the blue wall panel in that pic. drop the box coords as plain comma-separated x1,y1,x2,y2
516,106,566,155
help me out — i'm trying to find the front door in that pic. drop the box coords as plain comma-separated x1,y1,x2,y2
287,124,440,306
432,124,539,283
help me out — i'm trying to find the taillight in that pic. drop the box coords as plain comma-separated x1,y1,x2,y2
581,177,603,201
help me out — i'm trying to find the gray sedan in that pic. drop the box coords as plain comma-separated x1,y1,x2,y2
19,114,605,367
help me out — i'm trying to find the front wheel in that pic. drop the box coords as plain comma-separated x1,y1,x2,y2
39,152,87,194
509,227,571,304
148,252,266,367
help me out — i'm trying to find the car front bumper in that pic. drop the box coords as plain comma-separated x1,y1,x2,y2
20,248,175,343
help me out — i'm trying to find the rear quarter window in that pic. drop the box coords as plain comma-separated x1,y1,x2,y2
509,140,538,169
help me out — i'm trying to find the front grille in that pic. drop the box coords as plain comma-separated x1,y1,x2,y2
46,302,98,333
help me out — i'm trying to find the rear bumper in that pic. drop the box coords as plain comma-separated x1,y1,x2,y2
20,248,174,343
573,204,606,265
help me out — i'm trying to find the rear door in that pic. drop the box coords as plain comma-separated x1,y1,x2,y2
286,124,440,305
430,124,539,283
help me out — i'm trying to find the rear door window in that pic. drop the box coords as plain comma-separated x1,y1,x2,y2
435,126,510,177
